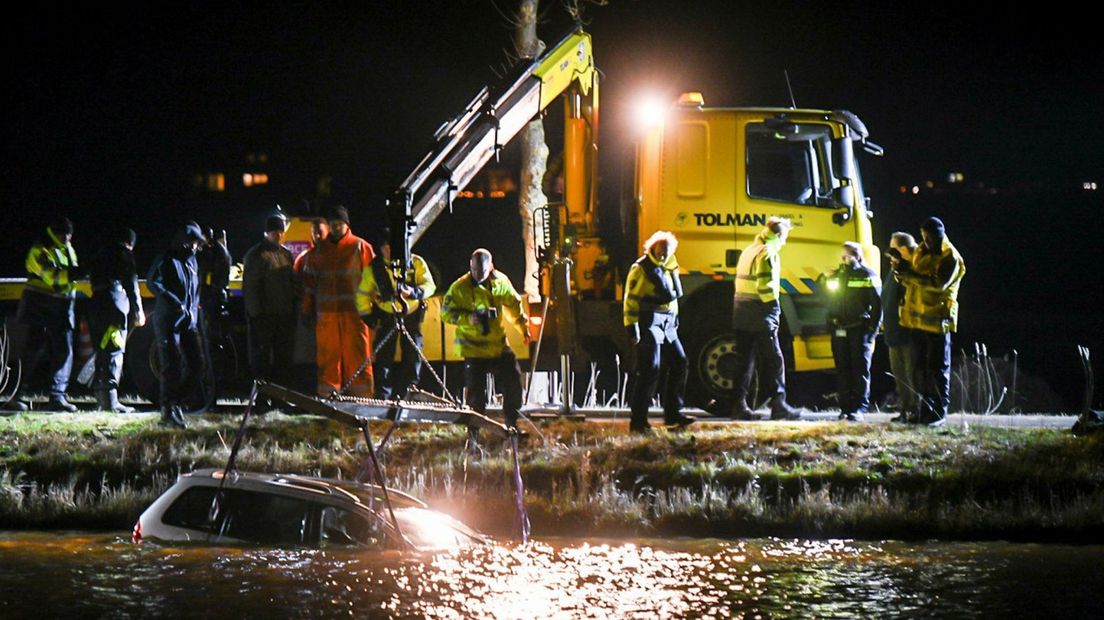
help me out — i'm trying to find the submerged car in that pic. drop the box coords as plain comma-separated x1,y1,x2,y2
134,469,486,550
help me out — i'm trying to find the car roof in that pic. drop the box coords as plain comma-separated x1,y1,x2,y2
181,469,427,509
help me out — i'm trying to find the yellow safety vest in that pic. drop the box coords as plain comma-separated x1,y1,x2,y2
623,252,680,326
25,228,79,298
442,271,527,359
356,254,436,316
734,231,784,304
900,236,965,334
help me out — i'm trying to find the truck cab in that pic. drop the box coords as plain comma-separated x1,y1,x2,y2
632,95,881,406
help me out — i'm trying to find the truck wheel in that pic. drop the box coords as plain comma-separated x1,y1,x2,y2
680,283,750,413
123,324,161,404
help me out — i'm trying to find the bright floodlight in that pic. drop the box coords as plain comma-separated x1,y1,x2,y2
636,97,667,129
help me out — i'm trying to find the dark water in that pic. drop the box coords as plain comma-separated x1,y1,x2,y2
1,532,1102,619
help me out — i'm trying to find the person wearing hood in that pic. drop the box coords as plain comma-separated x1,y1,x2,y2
5,216,82,412
730,216,802,421
88,226,145,413
623,231,696,433
894,217,965,427
296,205,375,397
146,222,206,428
242,214,297,405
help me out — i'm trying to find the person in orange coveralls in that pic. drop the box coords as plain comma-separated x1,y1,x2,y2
297,205,375,397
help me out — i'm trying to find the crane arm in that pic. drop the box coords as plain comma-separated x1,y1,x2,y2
388,30,597,266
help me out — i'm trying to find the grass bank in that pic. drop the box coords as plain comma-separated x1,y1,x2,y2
1,411,1102,542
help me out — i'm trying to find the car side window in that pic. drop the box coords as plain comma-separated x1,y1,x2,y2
163,486,309,545
218,490,309,545
318,506,382,548
162,486,219,533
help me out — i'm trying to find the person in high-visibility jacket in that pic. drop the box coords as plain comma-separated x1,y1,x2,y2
442,249,527,431
297,205,375,397
730,216,802,421
5,217,82,412
894,217,965,427
824,242,882,421
623,231,696,433
356,234,436,400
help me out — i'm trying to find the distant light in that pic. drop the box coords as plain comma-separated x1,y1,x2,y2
899,186,907,193
826,279,840,291
911,186,920,194
1083,182,1098,191
924,180,935,189
948,172,964,183
676,92,705,107
635,97,667,129
242,173,269,188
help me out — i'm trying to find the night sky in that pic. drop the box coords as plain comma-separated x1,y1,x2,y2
4,1,1102,407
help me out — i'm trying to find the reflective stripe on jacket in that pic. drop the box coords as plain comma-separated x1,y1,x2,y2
25,228,78,298
825,263,882,333
356,254,436,316
623,252,681,327
734,231,783,305
442,271,526,359
899,236,965,334
297,232,374,316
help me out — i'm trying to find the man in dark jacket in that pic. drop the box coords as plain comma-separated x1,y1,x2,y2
242,215,297,400
147,222,205,428
883,232,919,422
88,226,145,413
824,242,882,421
5,216,82,412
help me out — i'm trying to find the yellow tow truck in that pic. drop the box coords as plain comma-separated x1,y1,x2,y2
382,29,883,409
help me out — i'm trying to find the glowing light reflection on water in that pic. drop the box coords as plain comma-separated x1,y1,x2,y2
0,533,1101,618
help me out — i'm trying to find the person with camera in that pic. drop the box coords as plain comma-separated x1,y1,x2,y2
356,232,436,400
442,249,528,435
894,217,966,427
824,242,882,421
883,232,919,422
624,230,696,434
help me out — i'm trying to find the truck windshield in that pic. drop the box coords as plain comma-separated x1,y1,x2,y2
746,122,838,207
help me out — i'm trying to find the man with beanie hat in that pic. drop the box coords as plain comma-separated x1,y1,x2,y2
147,222,206,428
88,226,145,413
896,216,965,426
5,216,82,412
242,213,297,405
729,216,803,421
298,204,376,397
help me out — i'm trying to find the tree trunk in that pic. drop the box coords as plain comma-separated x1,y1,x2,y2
516,0,547,302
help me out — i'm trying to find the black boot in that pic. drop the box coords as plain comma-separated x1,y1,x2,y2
47,395,78,413
769,397,802,421
665,412,696,428
108,390,136,414
160,405,186,429
96,391,112,412
730,400,757,421
4,392,31,412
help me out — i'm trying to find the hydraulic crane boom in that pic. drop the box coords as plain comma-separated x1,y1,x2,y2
387,29,598,272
